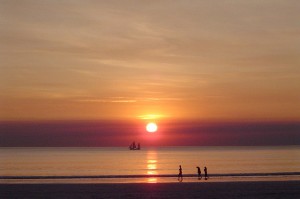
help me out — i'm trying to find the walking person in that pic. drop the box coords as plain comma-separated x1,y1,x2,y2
196,166,202,180
178,165,183,182
204,166,208,180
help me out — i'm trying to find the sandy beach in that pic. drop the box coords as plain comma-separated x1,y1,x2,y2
1,181,300,199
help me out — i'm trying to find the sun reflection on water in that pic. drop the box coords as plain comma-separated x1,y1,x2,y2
147,151,157,183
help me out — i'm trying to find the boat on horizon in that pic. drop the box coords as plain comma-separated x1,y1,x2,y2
129,141,140,150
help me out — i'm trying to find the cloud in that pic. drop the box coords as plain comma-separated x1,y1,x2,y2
0,0,299,121
76,98,137,103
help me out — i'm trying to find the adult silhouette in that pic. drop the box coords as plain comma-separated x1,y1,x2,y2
178,165,183,182
204,166,208,180
196,166,202,180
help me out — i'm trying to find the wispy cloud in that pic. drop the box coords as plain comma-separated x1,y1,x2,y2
74,96,186,103
0,0,299,121
77,99,137,103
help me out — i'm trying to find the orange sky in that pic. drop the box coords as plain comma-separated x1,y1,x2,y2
0,1,299,122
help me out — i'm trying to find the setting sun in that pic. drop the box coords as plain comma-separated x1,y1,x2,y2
146,122,158,133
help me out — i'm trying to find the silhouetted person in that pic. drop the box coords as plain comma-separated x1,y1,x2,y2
196,166,202,180
178,165,183,182
204,166,208,180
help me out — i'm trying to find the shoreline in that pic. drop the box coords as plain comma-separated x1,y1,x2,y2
1,181,300,199
1,175,300,184
1,172,300,184
2,171,300,179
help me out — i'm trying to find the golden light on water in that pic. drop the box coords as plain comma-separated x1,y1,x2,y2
147,160,157,172
147,151,157,183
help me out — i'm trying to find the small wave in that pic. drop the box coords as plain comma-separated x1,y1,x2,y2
1,172,300,180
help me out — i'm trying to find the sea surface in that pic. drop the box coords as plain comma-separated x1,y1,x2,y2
1,146,299,183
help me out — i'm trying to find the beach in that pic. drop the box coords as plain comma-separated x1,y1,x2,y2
1,181,300,199
1,147,299,198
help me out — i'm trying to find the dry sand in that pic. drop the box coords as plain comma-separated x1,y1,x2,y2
1,181,300,199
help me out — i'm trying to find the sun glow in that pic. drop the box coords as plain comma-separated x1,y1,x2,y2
146,122,158,133
138,114,165,120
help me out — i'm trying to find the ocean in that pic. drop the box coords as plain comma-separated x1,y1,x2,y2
1,146,299,183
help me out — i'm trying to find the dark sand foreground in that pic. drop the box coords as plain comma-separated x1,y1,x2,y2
1,181,300,199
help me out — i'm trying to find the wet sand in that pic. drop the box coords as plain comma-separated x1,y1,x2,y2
1,181,300,199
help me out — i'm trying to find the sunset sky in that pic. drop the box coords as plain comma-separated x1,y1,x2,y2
0,1,299,146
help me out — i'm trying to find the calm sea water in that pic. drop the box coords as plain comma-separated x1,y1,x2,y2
1,146,299,183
